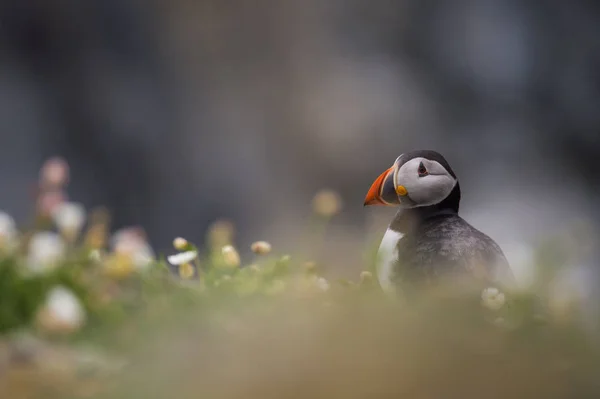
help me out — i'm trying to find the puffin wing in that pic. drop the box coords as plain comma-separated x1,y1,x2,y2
463,226,518,290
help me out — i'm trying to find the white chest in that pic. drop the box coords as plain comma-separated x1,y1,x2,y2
376,228,404,294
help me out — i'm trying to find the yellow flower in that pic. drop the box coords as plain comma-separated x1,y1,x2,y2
84,224,107,249
173,237,189,251
179,263,195,279
104,253,135,279
251,241,272,255
84,207,110,249
312,189,343,218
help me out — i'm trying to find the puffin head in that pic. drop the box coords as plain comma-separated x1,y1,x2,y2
364,150,460,211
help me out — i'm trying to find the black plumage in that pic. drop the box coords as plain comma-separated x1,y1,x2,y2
389,209,515,288
375,150,515,290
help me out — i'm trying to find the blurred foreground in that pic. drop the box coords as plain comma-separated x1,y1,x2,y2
0,158,598,399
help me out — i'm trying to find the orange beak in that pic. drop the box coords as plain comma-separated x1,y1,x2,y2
364,166,394,206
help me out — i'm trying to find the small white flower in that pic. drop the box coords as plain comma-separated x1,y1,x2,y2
0,211,16,233
27,231,66,273
315,277,330,292
221,245,241,267
0,211,18,251
51,202,86,237
481,287,505,311
167,250,198,266
43,285,86,330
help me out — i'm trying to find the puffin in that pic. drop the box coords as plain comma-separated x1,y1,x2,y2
364,150,516,295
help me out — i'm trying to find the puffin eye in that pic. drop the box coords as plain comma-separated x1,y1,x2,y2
417,162,428,177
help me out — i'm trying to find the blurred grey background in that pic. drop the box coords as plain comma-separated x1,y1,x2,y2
0,0,599,291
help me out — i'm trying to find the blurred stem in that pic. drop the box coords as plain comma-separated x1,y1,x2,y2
304,214,331,261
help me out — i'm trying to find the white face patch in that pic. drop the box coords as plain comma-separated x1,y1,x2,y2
376,228,403,294
395,157,457,208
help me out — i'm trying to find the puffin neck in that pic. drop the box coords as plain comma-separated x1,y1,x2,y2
389,183,461,234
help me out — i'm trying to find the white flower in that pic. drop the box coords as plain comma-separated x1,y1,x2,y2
315,277,330,292
0,211,18,251
481,287,506,311
221,245,241,267
167,250,198,266
51,202,86,238
41,285,86,331
0,211,16,234
112,227,155,271
27,232,66,273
